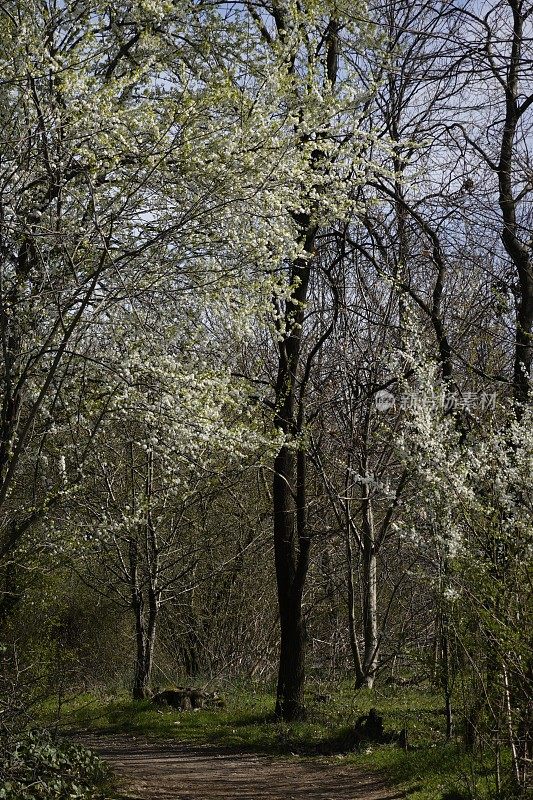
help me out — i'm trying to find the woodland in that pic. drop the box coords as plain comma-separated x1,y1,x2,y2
0,1,531,799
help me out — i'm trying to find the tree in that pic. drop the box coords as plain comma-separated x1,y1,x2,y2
72,306,278,699
448,0,533,408
390,330,532,792
0,0,303,624
238,0,379,719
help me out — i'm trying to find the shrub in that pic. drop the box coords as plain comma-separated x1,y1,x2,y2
0,730,109,800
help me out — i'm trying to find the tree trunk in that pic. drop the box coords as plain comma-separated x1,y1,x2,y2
273,444,309,721
434,561,454,740
346,521,365,688
132,592,148,700
132,590,157,700
495,0,533,409
268,5,340,721
132,448,160,700
357,493,379,689
276,607,306,719
272,241,314,720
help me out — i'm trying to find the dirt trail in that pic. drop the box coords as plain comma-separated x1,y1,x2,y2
79,733,404,800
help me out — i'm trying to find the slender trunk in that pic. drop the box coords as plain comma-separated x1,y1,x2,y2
503,664,521,788
361,546,378,688
132,588,157,701
358,493,378,689
132,448,159,700
496,0,533,409
344,463,364,685
132,591,148,700
146,585,158,686
441,615,453,740
183,607,201,677
516,662,533,789
346,520,365,687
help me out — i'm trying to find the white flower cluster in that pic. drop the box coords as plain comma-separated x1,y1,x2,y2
389,324,533,574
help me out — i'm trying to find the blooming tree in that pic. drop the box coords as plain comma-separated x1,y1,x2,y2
391,331,532,792
0,0,310,617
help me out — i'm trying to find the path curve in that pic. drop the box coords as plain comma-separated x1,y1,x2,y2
79,733,404,800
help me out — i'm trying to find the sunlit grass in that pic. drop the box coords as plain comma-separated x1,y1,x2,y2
44,681,508,800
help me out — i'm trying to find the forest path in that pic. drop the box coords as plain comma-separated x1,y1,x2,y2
80,733,404,800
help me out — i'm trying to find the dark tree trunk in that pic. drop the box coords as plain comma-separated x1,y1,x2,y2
269,6,340,722
272,231,315,721
496,0,533,409
273,445,309,720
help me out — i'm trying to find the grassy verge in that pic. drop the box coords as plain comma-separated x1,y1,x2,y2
45,682,503,800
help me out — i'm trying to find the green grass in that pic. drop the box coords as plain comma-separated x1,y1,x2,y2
45,682,506,800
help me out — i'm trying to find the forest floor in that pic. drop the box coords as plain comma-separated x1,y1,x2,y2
79,732,405,800
54,685,488,800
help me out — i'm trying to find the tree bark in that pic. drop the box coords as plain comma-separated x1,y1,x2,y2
132,577,158,700
130,447,160,701
357,491,378,689
273,232,315,721
273,429,310,720
345,518,365,688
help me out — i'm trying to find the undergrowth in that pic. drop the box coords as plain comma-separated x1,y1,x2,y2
0,729,112,800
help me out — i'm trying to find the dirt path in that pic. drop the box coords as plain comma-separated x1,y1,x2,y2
79,733,404,800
